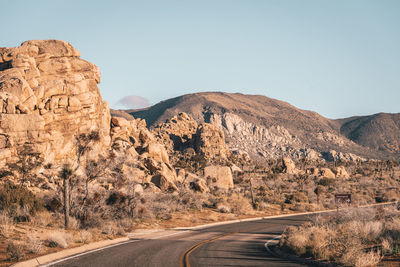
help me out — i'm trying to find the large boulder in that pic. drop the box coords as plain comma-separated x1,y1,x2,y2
335,166,350,178
204,165,234,190
320,168,336,179
282,157,297,174
194,123,231,160
0,40,110,166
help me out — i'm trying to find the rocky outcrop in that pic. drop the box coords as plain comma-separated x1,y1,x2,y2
110,116,179,191
0,40,182,193
0,40,110,166
152,112,231,161
193,123,230,160
152,112,198,152
334,166,350,178
282,157,297,174
209,112,320,160
204,165,234,190
319,168,336,179
324,150,365,162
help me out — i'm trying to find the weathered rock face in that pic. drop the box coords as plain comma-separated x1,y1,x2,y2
110,116,179,191
152,112,231,161
194,123,230,160
204,165,234,190
209,112,322,160
152,112,198,152
324,150,365,162
282,157,297,174
0,40,110,166
319,168,336,179
334,166,350,178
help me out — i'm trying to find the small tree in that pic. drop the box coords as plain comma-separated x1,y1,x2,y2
6,143,43,185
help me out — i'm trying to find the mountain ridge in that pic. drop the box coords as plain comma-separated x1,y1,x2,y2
116,92,399,160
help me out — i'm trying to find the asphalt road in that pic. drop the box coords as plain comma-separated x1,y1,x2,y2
50,214,313,267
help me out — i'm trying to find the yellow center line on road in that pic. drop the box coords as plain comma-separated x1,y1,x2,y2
179,224,270,267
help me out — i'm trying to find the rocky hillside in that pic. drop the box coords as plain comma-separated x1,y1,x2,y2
338,113,400,154
127,92,398,160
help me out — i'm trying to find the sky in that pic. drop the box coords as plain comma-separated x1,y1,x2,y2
1,0,399,119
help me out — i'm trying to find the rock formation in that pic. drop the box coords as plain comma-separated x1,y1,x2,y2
0,40,110,166
152,112,198,152
152,112,231,161
0,40,182,193
319,168,336,179
334,166,350,178
110,116,179,191
282,157,297,174
204,165,234,190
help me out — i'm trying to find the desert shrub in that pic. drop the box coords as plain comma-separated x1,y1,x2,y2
216,203,230,213
0,183,44,220
0,211,13,238
280,226,309,256
286,192,308,204
7,241,25,261
32,211,55,227
69,216,81,230
280,205,400,266
318,177,335,186
46,231,70,248
227,193,253,215
78,230,92,244
340,249,381,267
45,196,62,212
27,234,43,254
101,222,117,236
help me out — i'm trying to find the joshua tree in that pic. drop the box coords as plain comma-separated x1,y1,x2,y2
59,163,73,229
59,130,101,229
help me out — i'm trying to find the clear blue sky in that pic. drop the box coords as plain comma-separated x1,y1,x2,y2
1,0,399,119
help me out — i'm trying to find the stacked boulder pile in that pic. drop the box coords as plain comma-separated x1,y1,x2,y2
0,40,235,193
0,40,110,166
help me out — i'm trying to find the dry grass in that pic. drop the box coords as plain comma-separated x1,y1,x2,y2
280,205,400,266
7,241,25,261
0,211,13,238
46,231,71,248
78,230,92,244
27,234,43,254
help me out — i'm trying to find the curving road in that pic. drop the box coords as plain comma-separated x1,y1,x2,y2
47,213,314,267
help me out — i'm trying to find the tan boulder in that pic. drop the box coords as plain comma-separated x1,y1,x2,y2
133,184,144,196
320,168,335,179
122,166,147,183
335,166,350,178
282,157,297,174
204,165,234,190
230,164,243,174
146,142,170,165
190,178,209,193
306,167,319,176
151,173,178,191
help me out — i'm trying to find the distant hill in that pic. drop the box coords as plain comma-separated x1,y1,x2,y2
120,92,399,160
338,113,400,154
